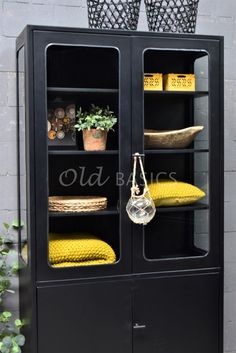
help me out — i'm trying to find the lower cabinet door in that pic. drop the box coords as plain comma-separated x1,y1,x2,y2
133,273,220,353
37,280,132,353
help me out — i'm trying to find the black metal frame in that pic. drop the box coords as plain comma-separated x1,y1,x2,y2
16,25,224,353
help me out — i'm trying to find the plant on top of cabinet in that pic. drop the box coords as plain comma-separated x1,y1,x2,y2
75,104,117,151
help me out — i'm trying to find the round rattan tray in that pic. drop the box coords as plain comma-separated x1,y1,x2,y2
49,196,107,213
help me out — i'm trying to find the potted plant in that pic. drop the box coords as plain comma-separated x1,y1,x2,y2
0,222,25,353
75,104,117,151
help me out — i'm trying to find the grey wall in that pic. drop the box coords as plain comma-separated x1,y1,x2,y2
0,0,235,352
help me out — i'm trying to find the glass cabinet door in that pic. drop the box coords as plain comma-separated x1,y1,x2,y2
33,31,132,281
131,36,223,273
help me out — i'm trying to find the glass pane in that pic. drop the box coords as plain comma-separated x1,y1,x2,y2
17,46,28,264
143,48,209,261
144,209,209,260
46,45,120,269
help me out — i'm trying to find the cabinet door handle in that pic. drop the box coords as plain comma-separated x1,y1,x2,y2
133,323,146,329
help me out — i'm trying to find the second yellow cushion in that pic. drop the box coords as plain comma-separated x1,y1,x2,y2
148,180,206,207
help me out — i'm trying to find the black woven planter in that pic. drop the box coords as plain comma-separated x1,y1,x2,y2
87,0,141,30
144,0,199,33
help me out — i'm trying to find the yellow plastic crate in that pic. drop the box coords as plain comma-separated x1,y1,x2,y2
144,73,163,91
164,73,195,91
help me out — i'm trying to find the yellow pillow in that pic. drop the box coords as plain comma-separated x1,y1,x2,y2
148,180,206,207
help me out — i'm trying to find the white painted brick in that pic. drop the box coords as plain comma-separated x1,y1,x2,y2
0,140,18,177
0,36,16,71
225,201,236,232
7,139,17,176
225,173,236,202
225,48,236,81
225,80,236,113
196,15,216,36
7,72,16,107
197,15,234,48
2,2,55,37
54,0,85,6
225,291,236,325
0,71,16,107
197,0,213,17
225,109,236,142
3,0,30,3
225,233,236,262
31,0,54,4
30,3,55,26
138,10,148,31
225,320,236,352
225,262,236,293
53,5,88,28
0,210,18,227
215,0,236,18
225,140,236,172
0,72,8,106
0,142,8,175
0,175,18,210
0,106,16,142
2,2,30,37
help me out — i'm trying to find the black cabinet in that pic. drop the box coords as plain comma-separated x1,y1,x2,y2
16,26,224,353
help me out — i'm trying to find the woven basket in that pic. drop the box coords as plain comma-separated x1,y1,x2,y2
144,0,199,33
49,196,107,213
87,0,141,30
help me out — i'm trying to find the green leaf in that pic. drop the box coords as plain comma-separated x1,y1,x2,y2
11,220,24,229
1,346,11,353
3,223,10,231
14,320,23,329
4,237,13,245
2,337,12,348
1,249,9,255
11,344,20,353
13,335,25,347
3,312,12,319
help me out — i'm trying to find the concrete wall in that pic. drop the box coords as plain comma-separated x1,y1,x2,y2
0,0,235,351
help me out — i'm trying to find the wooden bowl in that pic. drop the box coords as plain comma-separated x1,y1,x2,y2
144,126,204,149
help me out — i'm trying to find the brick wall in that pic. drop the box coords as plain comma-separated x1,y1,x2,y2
0,0,235,351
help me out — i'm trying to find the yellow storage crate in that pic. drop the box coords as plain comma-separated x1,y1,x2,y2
144,73,163,91
164,73,195,91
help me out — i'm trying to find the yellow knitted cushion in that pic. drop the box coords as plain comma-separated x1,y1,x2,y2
49,233,116,268
148,180,206,207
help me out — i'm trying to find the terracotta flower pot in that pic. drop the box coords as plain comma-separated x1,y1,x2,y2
82,129,108,151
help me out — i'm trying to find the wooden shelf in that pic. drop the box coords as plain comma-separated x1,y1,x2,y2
47,87,119,94
48,150,119,155
144,90,208,97
145,148,209,154
156,203,209,213
49,206,119,217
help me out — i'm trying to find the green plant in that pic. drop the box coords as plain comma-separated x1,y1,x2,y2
75,104,117,131
0,222,25,353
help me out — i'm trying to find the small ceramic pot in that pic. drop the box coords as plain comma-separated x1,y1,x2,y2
83,129,108,151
